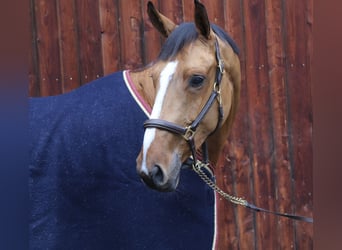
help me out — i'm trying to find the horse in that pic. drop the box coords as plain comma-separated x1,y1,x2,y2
29,1,241,249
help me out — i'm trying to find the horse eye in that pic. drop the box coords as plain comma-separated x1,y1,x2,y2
189,75,205,88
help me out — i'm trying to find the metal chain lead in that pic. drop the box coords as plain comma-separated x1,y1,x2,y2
193,160,313,223
193,161,248,207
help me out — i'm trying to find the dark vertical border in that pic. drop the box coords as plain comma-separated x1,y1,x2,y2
0,0,29,248
313,0,342,249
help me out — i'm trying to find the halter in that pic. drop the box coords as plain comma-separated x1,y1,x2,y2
143,38,313,223
144,38,224,167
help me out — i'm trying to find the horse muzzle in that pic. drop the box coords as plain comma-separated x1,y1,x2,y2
136,152,182,192
138,164,180,192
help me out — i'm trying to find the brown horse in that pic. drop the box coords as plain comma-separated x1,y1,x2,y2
133,0,241,192
29,1,242,249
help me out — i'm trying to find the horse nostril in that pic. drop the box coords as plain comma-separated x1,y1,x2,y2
151,164,165,185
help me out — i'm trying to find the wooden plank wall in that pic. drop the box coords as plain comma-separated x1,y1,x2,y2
29,0,313,249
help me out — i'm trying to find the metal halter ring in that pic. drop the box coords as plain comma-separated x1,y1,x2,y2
183,126,196,141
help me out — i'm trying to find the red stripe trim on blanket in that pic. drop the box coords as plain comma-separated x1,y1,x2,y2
123,70,152,117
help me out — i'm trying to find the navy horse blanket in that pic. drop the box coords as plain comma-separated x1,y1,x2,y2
29,71,216,250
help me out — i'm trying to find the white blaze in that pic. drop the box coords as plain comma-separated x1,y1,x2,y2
141,61,178,174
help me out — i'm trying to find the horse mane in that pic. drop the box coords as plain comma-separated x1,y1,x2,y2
158,22,240,61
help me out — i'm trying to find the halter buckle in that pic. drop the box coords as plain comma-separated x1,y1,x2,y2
218,59,225,74
183,126,195,141
213,82,223,106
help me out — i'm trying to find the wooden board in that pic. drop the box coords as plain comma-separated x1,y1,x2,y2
57,0,81,92
75,0,103,84
118,0,143,70
28,0,40,97
283,0,313,248
34,0,62,96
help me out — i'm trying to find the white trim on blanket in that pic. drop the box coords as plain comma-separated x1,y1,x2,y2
212,193,218,250
123,70,151,118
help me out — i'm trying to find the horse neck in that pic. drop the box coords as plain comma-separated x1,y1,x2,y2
207,46,241,169
206,118,231,167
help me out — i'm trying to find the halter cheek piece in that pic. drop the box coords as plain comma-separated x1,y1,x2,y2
144,38,224,166
143,38,313,223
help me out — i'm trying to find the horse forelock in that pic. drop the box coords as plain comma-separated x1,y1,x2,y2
157,22,239,61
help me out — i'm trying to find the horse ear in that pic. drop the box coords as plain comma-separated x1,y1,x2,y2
147,1,177,37
194,0,212,39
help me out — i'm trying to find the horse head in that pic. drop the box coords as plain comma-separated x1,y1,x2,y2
134,0,241,192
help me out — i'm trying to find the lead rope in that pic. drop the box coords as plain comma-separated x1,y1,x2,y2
192,160,313,223
192,161,247,206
